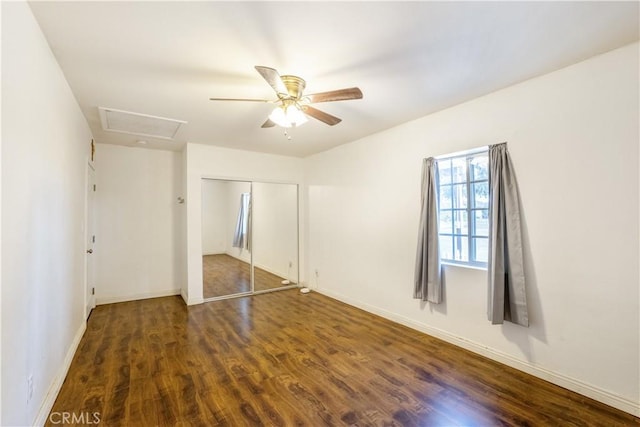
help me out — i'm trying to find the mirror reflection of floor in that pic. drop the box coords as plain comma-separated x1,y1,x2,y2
203,254,296,299
203,254,250,298
254,263,297,292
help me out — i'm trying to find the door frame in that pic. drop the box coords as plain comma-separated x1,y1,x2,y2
84,161,96,318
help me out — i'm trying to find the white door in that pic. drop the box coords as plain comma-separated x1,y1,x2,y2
85,163,96,317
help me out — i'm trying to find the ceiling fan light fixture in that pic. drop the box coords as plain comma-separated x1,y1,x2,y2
269,104,307,128
269,106,288,127
286,105,307,127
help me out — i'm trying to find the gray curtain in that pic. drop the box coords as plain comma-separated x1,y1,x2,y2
414,158,442,303
487,143,528,326
232,192,251,251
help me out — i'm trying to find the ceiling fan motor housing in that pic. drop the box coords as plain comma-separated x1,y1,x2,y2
280,75,306,100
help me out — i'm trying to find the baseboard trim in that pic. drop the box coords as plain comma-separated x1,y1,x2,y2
314,287,639,417
179,289,204,306
32,321,87,426
187,296,204,306
96,289,181,305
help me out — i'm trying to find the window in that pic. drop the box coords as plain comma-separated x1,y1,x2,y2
437,150,489,267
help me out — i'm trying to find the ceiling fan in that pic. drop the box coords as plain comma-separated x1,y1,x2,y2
209,66,363,128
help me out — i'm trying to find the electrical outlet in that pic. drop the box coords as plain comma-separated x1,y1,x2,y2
27,375,33,402
289,261,293,268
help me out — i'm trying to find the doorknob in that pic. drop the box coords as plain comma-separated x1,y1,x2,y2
86,249,93,254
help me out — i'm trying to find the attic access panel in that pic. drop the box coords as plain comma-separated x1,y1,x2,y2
98,107,186,140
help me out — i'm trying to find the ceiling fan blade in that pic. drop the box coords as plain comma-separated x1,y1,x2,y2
261,118,276,128
255,66,288,96
306,87,363,103
209,97,271,102
304,106,342,126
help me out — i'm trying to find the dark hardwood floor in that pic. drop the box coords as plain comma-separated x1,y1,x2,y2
47,290,638,426
203,254,294,298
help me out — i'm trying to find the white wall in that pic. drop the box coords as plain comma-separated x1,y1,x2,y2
94,144,183,304
184,143,303,304
304,42,639,414
201,179,228,255
1,2,93,425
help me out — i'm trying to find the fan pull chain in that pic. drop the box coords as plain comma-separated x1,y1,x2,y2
284,129,292,141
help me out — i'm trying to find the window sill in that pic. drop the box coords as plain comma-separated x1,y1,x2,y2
441,261,487,272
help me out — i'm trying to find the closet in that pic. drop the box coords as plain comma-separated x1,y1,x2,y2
201,179,299,300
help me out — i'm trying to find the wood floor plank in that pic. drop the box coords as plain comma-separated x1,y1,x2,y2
46,290,639,426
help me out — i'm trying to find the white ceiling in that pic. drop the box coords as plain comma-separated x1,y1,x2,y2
28,1,639,157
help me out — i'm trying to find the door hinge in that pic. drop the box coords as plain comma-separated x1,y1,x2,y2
93,184,96,191
92,235,95,243
92,287,95,295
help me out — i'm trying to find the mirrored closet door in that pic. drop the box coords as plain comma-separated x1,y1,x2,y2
201,179,252,299
252,182,298,292
201,178,299,300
